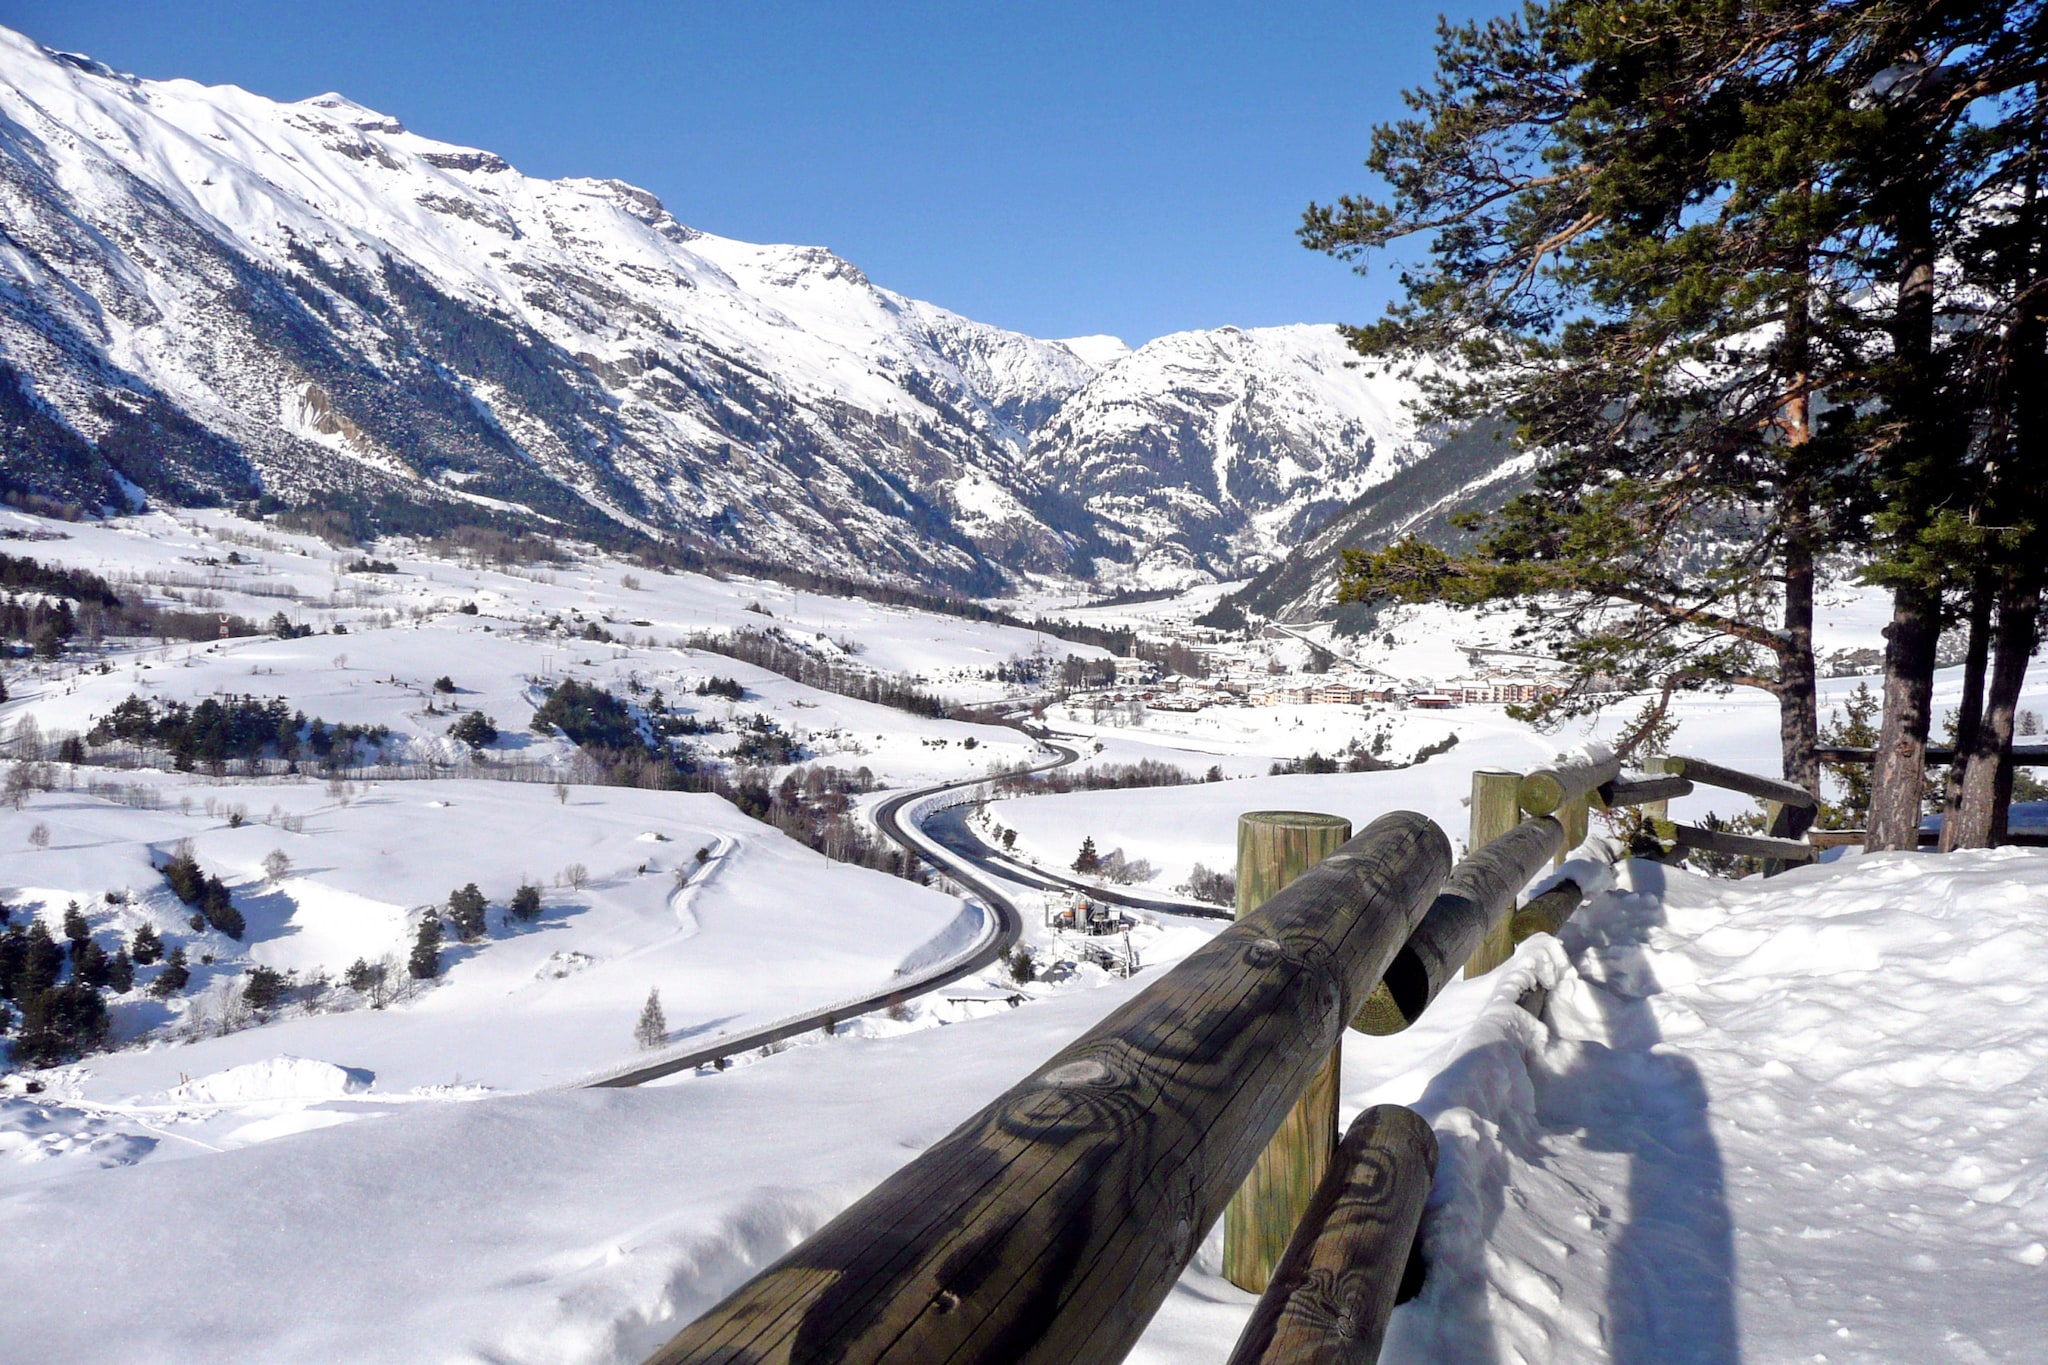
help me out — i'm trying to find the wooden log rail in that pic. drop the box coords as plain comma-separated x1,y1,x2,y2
1353,815,1565,1035
648,812,1451,1365
1816,743,2048,765
1223,1106,1438,1365
1661,755,1816,811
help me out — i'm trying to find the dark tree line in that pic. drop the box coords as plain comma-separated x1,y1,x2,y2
87,694,391,774
1324,0,2045,848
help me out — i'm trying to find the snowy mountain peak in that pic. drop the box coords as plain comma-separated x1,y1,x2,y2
0,23,1442,592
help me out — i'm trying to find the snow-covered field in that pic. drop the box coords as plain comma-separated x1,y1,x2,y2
4,504,2048,1360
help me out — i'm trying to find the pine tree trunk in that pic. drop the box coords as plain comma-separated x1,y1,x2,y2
1955,571,2043,846
1777,506,1819,835
1867,173,1944,855
1940,570,1995,851
1866,586,1942,851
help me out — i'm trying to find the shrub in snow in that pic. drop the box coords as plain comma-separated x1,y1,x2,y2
27,821,49,850
447,884,487,942
262,849,292,882
162,845,204,903
561,863,589,891
409,912,442,980
432,676,456,693
1005,945,1036,985
634,987,666,1050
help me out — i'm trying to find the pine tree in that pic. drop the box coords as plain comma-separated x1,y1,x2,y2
72,939,110,990
61,901,88,947
241,965,289,1012
150,947,190,997
509,883,543,922
12,981,109,1067
1072,836,1101,875
634,986,666,1050
107,946,134,994
447,884,487,941
130,923,163,965
200,876,244,940
409,911,442,980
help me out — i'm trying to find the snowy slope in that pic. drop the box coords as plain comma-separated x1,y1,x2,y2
0,27,1450,593
8,842,2047,1362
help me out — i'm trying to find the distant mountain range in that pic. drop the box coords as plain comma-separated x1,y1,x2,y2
0,27,1513,595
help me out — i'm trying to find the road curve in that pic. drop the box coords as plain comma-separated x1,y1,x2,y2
584,738,1077,1088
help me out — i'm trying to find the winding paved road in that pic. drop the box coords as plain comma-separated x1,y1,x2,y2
584,737,1079,1087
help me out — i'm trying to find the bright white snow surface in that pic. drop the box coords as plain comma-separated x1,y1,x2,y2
6,851,2047,1360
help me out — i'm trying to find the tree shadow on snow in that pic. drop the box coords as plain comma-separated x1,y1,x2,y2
1550,859,1741,1365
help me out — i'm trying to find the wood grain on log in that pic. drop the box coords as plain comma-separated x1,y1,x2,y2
1224,1105,1438,1365
1516,755,1621,818
1597,774,1694,808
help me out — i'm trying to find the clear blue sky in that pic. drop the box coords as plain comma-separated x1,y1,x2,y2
3,0,1505,346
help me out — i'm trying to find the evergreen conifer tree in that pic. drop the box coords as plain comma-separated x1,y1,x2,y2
409,911,442,980
447,884,487,941
151,947,191,997
199,876,245,940
634,987,666,1050
107,946,134,994
61,901,88,947
72,939,110,990
509,884,543,922
130,923,162,965
1072,836,1101,875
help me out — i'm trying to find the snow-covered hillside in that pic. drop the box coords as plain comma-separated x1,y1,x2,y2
1027,325,1432,585
0,27,1438,592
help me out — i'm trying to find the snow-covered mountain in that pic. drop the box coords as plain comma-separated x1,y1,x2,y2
0,27,1428,591
1025,325,1429,585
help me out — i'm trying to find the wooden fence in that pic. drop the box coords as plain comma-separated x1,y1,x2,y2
644,749,1838,1364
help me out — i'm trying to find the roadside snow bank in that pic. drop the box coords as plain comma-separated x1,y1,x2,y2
171,1057,375,1105
893,900,989,976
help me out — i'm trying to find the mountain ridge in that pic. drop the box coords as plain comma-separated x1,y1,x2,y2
0,27,1471,592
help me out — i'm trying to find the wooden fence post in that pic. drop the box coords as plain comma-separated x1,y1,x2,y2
1225,810,1353,1294
1558,792,1590,868
1640,755,1674,822
1462,771,1522,977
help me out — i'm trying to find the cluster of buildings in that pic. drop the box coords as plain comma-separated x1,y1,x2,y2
1126,671,1564,713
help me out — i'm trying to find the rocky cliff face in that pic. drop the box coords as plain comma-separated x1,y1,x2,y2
0,28,1453,592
